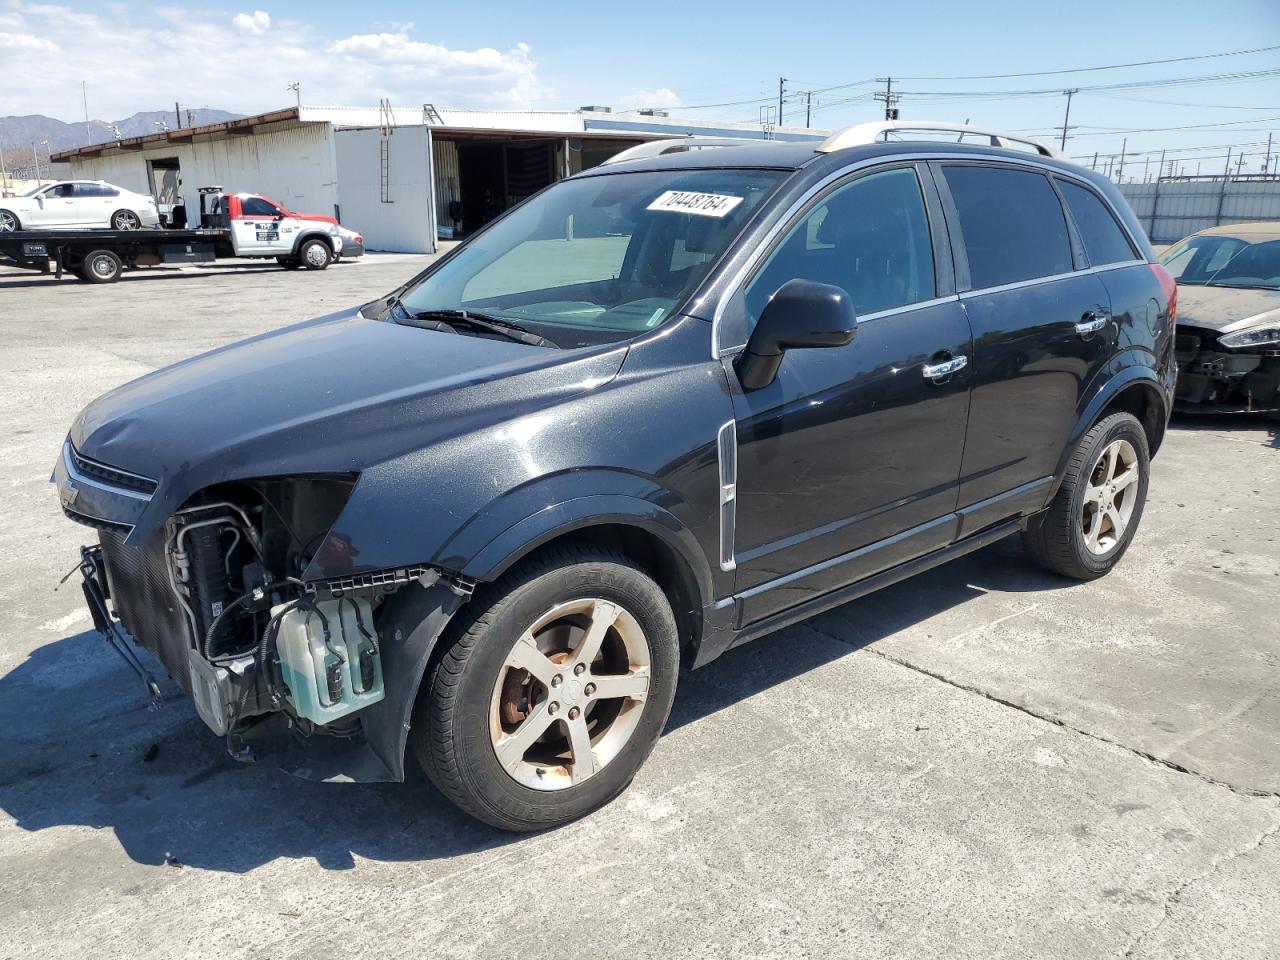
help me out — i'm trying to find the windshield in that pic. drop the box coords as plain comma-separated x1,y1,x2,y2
22,183,53,197
1200,238,1280,290
398,168,785,347
1160,234,1249,285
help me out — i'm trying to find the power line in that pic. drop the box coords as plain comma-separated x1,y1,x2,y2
891,43,1280,81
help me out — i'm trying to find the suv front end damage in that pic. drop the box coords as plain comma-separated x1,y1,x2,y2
60,451,470,780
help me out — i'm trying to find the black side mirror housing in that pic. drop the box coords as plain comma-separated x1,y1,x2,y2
734,279,858,389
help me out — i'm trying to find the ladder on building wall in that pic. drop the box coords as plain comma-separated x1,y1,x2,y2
379,98,394,204
422,103,443,125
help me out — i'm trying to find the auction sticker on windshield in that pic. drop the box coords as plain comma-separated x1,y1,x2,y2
647,191,744,218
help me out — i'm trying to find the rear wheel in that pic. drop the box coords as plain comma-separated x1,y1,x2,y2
110,209,141,230
1023,412,1150,580
412,544,679,831
79,249,123,284
299,238,330,271
0,209,19,232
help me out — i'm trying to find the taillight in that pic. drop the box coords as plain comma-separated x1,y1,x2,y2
1149,262,1177,331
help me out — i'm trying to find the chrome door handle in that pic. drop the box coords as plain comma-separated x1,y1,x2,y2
922,355,968,379
1076,312,1109,336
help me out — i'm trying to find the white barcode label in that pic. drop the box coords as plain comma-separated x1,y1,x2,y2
647,190,744,218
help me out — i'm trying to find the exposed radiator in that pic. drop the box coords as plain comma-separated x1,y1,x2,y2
99,529,195,693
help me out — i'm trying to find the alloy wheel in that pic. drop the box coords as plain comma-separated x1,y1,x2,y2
1081,438,1140,555
488,597,652,791
0,211,16,232
112,211,140,229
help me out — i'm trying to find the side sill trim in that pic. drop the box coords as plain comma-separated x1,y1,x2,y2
730,518,1023,648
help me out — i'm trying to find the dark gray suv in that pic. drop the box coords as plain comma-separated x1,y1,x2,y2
57,122,1177,830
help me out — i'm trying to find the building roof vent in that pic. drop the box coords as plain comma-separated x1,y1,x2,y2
579,105,612,113
637,108,670,117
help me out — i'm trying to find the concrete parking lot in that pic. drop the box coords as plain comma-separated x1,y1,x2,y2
1,254,1276,960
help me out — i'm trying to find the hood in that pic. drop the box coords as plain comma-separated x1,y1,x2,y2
70,308,627,534
288,210,337,225
1176,284,1280,333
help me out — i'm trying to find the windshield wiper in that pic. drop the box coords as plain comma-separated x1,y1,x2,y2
400,307,557,348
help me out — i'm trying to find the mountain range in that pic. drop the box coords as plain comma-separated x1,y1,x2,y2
0,109,242,177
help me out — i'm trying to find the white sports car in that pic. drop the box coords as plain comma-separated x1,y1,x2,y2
0,180,160,232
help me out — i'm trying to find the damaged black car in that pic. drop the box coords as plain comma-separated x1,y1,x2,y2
55,126,1176,831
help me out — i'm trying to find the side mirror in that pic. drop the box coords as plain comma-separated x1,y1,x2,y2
734,279,857,389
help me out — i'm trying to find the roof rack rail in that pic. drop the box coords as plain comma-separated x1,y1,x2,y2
817,120,1064,160
600,136,775,166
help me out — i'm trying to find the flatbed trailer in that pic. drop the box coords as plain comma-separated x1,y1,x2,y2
0,228,232,283
0,188,344,283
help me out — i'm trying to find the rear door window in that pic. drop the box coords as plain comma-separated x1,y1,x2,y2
942,165,1073,289
1058,180,1136,266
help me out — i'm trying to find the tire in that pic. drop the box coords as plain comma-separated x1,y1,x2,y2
1022,412,1150,580
276,256,303,270
298,238,330,271
0,209,20,232
79,249,123,284
412,543,679,831
110,209,141,230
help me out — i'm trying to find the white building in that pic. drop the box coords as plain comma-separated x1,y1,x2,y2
50,105,828,253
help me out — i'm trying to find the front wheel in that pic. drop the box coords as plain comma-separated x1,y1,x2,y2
0,209,20,232
110,210,141,230
412,544,679,831
1023,412,1150,580
298,238,330,270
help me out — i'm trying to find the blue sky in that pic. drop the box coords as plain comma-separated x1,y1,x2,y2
2,0,1278,173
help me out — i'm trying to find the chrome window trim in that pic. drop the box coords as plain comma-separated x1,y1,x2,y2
956,269,1082,300
1092,258,1147,273
63,441,154,502
709,151,1148,358
716,420,738,572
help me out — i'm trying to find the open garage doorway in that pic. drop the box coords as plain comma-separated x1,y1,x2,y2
434,133,645,240
455,140,554,235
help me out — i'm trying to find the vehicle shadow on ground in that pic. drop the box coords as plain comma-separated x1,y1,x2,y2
0,265,285,289
0,536,1063,873
1169,412,1279,449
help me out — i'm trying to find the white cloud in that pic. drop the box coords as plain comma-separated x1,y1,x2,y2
618,88,683,112
0,3,545,122
0,31,58,51
232,10,271,35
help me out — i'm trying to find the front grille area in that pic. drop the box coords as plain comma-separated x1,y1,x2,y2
63,506,132,535
70,445,158,495
99,528,195,692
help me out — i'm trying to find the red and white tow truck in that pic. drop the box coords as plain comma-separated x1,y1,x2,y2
0,187,344,283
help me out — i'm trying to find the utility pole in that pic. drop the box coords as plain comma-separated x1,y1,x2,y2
1091,151,1097,170
777,77,786,127
1115,138,1127,182
175,102,182,131
805,90,813,129
31,140,41,181
1236,153,1246,177
0,135,9,194
875,77,900,120
1058,88,1078,150
1263,132,1273,175
82,81,90,145
287,81,301,107
1143,155,1149,182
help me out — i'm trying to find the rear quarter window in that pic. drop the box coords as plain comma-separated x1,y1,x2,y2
1058,180,1136,266
943,165,1073,289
